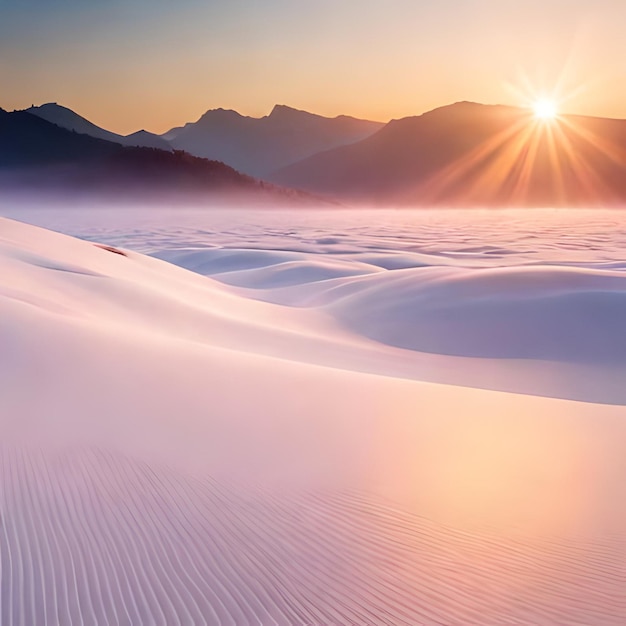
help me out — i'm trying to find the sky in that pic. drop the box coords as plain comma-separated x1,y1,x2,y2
1,0,625,135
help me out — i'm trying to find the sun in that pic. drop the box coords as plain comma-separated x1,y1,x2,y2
533,99,558,120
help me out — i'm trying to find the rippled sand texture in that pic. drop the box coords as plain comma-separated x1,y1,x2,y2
1,447,624,626
1,209,626,624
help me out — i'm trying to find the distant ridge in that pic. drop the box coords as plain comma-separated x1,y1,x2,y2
124,129,170,150
272,101,626,207
27,103,171,151
0,108,318,204
165,105,383,177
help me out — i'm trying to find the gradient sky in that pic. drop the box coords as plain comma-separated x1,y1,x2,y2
1,0,625,135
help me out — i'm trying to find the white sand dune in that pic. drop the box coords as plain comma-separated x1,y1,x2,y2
155,245,626,365
154,243,626,405
1,216,626,624
303,265,626,362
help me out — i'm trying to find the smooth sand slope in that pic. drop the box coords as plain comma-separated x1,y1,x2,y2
1,217,625,625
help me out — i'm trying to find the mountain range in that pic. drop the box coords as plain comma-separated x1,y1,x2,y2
0,108,308,204
273,102,626,206
3,100,626,206
25,102,383,179
165,105,384,177
26,103,170,151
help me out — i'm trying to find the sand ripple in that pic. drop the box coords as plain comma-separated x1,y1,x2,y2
0,446,623,626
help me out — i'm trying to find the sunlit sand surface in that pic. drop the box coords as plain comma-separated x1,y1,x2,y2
1,207,625,624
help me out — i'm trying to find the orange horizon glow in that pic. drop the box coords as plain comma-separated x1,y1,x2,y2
412,78,625,207
7,95,626,139
2,1,626,135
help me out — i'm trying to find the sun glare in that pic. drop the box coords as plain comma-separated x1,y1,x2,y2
533,99,557,120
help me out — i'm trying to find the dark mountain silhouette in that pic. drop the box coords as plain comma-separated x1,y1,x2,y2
123,129,171,150
165,104,383,177
0,108,121,166
272,102,626,207
26,103,171,150
0,109,312,203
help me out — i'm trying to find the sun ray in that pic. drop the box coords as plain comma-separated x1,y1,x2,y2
550,121,612,202
544,122,567,205
464,122,538,203
416,117,531,204
509,120,544,202
558,115,626,167
406,69,624,207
